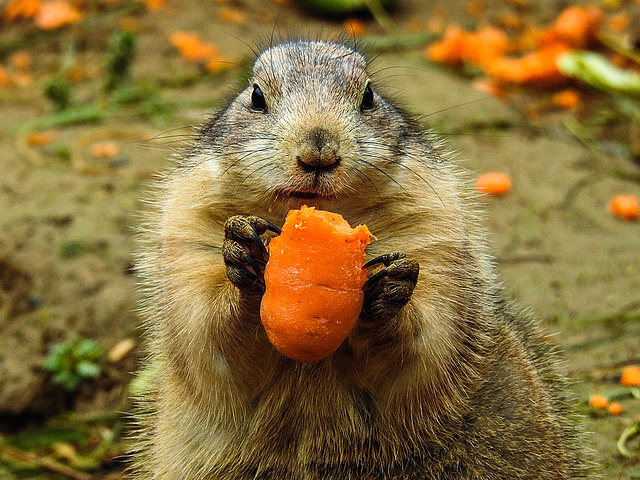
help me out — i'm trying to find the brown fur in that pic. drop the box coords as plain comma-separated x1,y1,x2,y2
130,40,594,479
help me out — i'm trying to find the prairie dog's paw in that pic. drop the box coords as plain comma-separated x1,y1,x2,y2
361,252,419,321
222,216,280,293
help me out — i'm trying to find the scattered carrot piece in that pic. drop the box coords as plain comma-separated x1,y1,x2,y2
488,44,571,87
0,66,12,87
465,26,512,68
426,25,467,67
217,6,247,24
426,25,510,69
548,5,603,49
2,0,42,21
204,57,232,72
551,88,581,110
609,195,639,221
35,0,82,30
142,0,164,10
343,18,366,37
608,402,624,415
26,130,56,147
260,206,371,362
90,141,120,159
620,365,640,386
589,394,609,409
8,51,32,71
476,172,512,196
169,31,219,63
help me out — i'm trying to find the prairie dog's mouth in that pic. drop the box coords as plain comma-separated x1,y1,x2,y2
280,190,322,199
276,165,341,200
275,188,337,200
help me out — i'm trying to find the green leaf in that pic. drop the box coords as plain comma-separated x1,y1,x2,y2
73,339,103,359
557,51,640,98
75,361,101,379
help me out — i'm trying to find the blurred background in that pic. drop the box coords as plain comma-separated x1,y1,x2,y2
1,0,639,478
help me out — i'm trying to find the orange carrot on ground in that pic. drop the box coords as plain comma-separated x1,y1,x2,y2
463,26,511,68
26,130,56,147
488,44,571,87
2,0,42,21
8,51,32,71
260,206,371,362
169,31,219,63
35,0,82,30
0,66,12,87
589,394,609,409
143,0,164,10
426,25,510,69
425,25,467,66
552,89,581,110
90,141,120,159
608,402,623,415
342,18,366,37
547,5,603,49
609,195,639,221
620,365,640,386
476,172,512,196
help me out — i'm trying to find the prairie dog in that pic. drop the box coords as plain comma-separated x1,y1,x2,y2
132,40,592,479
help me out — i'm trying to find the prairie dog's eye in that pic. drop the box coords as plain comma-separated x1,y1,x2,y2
360,83,374,111
251,84,267,111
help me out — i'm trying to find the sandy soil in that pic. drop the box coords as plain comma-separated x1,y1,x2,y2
1,0,639,478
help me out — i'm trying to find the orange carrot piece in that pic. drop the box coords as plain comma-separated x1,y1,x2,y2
343,18,366,37
476,172,512,196
169,31,219,63
620,365,640,386
551,89,581,110
426,25,467,66
0,65,12,87
27,130,56,147
35,0,82,30
260,206,371,362
488,44,571,87
8,51,32,71
608,402,623,415
589,394,609,409
464,26,511,68
609,195,639,221
550,5,603,49
90,141,120,159
2,0,42,21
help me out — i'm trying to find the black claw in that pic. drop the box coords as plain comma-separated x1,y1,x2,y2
363,252,405,270
264,220,281,235
363,268,389,291
242,249,260,274
251,230,268,257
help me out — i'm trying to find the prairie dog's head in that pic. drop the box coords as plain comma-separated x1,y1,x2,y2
201,40,431,211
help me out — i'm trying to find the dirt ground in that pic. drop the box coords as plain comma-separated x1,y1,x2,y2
1,0,639,478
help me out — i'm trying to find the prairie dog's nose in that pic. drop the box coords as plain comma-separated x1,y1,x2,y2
297,127,341,169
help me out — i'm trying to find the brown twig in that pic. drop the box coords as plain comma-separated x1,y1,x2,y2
0,443,91,480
